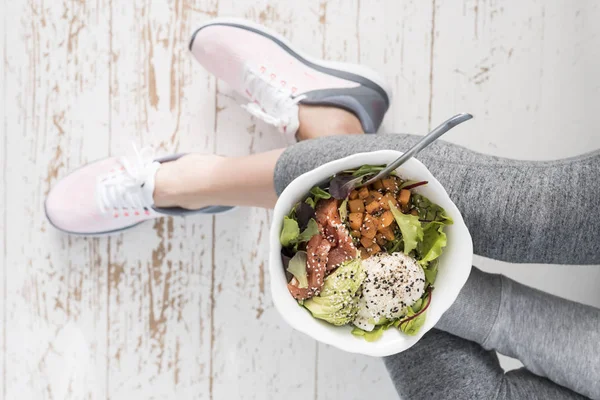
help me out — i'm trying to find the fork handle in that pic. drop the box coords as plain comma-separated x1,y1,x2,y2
361,113,473,187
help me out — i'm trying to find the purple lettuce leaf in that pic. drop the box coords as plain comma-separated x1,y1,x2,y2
281,247,294,282
296,201,316,230
329,174,358,200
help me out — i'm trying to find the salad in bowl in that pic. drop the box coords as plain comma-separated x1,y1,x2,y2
269,150,472,356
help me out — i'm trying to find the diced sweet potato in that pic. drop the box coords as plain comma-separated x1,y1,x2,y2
379,210,394,228
350,230,361,238
379,226,395,241
349,190,359,200
380,193,397,210
365,199,382,214
376,233,387,246
349,212,363,231
369,190,383,201
367,214,381,228
360,235,376,248
348,199,365,213
365,243,382,255
382,178,398,193
361,226,377,240
372,180,384,190
361,215,377,239
371,243,382,253
359,247,370,259
398,189,411,208
358,187,370,199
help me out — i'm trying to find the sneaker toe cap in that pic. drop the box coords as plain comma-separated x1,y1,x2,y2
45,158,118,234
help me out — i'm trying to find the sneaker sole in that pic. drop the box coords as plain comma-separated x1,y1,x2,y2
189,17,393,107
44,200,235,237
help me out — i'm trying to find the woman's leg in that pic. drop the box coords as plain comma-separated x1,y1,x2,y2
274,134,600,265
154,150,284,209
156,131,600,264
157,131,600,265
153,105,361,210
384,329,588,400
435,267,600,399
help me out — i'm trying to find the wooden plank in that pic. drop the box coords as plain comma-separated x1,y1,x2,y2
1,0,6,396
105,0,218,398
432,0,600,159
321,0,436,135
209,2,321,399
3,0,111,398
360,0,435,135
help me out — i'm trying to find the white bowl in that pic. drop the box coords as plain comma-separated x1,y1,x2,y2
269,150,473,357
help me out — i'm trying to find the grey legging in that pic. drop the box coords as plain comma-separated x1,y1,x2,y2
273,134,600,400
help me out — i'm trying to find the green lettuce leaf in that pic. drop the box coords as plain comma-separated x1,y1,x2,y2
424,259,438,286
396,291,431,335
417,222,448,266
287,251,308,288
338,199,348,223
389,202,424,254
385,237,404,254
398,308,427,336
310,186,331,202
411,194,453,224
280,217,320,248
305,197,316,208
399,180,420,189
352,317,401,342
288,203,297,218
297,219,319,243
348,164,386,177
280,216,300,247
351,326,385,342
411,298,423,312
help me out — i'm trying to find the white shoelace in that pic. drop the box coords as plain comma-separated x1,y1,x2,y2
241,65,304,136
95,145,159,215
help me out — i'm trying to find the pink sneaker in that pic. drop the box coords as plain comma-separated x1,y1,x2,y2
45,147,232,235
190,18,391,140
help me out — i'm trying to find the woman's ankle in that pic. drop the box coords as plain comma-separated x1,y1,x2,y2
296,105,364,140
153,154,225,209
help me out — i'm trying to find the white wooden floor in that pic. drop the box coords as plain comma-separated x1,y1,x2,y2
2,1,600,399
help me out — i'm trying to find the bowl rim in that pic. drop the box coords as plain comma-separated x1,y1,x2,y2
269,150,473,357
